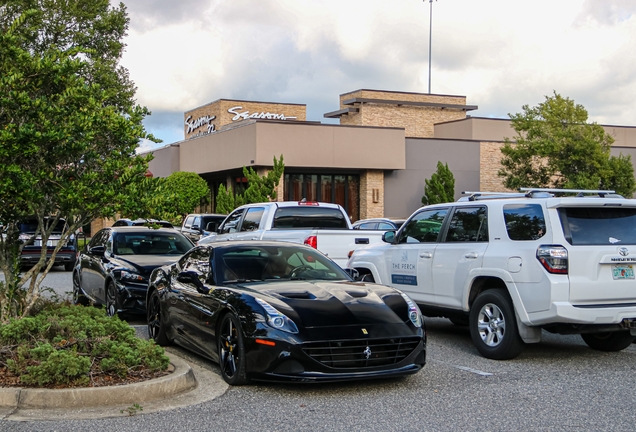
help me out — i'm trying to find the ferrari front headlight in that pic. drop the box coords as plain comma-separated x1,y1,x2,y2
119,270,145,283
255,298,299,334
400,292,422,328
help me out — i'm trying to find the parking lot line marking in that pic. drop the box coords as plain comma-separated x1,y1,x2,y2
432,360,493,376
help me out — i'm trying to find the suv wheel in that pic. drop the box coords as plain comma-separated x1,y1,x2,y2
469,289,523,360
581,331,634,352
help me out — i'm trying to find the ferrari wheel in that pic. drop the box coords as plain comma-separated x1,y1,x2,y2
218,313,250,386
72,272,89,306
147,290,171,345
106,281,118,318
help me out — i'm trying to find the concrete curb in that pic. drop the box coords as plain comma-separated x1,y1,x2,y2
0,353,196,410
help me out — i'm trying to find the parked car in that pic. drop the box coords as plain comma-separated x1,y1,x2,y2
72,226,194,317
146,241,426,385
112,218,174,228
18,217,77,271
180,213,227,243
352,218,406,230
197,201,386,268
347,188,636,360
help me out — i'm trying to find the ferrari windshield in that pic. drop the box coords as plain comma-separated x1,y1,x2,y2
217,244,350,283
113,231,193,255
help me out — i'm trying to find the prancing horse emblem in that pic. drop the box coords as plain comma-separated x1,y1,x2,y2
363,346,372,360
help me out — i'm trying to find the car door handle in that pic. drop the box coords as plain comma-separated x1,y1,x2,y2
250,237,258,240
419,252,433,259
465,252,479,259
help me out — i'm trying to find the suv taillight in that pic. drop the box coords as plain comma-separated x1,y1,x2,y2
304,235,317,249
536,245,568,274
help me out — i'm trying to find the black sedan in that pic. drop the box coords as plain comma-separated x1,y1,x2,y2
73,226,194,316
146,241,426,385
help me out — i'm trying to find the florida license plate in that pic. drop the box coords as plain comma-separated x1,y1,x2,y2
613,265,635,280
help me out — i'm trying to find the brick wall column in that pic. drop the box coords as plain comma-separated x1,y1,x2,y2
359,170,384,219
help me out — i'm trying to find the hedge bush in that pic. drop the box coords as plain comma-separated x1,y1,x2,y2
0,302,169,387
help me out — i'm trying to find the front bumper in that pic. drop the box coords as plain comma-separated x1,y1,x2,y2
114,281,148,315
245,325,426,383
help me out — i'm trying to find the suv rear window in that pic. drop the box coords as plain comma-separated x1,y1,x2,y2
503,204,546,241
558,207,636,245
272,207,348,229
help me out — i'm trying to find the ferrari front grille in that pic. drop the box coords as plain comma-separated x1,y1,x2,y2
302,337,421,369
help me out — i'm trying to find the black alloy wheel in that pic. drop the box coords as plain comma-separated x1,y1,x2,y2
581,331,635,352
469,289,523,360
147,290,171,345
72,272,89,306
106,281,119,318
217,313,250,386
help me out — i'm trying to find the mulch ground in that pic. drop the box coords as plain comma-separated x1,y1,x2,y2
0,364,173,389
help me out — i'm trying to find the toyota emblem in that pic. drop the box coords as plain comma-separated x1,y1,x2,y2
619,247,629,257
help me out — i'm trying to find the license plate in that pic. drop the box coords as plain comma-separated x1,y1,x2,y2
613,265,635,280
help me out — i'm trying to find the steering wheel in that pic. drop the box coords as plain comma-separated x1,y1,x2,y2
289,265,313,279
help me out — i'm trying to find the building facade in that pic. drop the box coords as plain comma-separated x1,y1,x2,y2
146,90,636,221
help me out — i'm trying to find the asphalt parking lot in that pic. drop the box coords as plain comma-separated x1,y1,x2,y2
3,269,636,431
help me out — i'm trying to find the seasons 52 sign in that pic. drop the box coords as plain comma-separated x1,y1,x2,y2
228,106,297,121
185,115,216,137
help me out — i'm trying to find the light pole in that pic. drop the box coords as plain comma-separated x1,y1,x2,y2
426,0,435,94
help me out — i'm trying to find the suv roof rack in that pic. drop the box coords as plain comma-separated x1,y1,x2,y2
519,188,621,198
459,188,622,202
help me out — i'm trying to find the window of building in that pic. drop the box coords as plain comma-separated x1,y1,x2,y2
284,174,359,220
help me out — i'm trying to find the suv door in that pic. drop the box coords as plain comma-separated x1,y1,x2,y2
432,206,489,309
388,208,449,303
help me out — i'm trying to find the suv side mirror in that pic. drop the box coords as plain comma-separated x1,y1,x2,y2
382,231,396,243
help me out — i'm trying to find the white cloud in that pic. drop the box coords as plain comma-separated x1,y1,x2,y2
120,0,636,149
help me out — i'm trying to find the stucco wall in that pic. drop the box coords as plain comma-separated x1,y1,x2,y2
384,138,481,218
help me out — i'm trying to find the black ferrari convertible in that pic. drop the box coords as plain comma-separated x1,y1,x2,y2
146,241,426,385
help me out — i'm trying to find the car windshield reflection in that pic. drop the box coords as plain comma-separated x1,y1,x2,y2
217,245,349,284
114,232,192,256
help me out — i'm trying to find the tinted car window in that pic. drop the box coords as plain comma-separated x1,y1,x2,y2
399,209,448,243
378,222,395,230
113,231,193,255
445,207,488,242
184,216,195,229
202,215,225,232
89,230,109,248
240,207,264,232
558,207,636,245
356,222,378,230
19,219,65,234
504,204,546,241
219,209,244,234
272,207,348,229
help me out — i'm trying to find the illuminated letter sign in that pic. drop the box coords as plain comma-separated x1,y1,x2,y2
227,106,297,121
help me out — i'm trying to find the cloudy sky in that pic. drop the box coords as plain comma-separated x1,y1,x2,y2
119,0,636,152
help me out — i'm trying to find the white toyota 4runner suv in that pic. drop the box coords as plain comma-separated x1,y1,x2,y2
347,189,636,360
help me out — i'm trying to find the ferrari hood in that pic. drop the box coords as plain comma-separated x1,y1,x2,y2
255,281,405,327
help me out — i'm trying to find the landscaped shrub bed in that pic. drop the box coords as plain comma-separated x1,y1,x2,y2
0,302,170,388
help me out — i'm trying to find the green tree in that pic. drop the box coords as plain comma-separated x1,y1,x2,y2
498,92,635,196
0,3,158,321
215,155,285,214
422,161,455,205
153,172,210,224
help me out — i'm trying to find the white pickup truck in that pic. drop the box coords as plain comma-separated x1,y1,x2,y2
197,201,386,267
